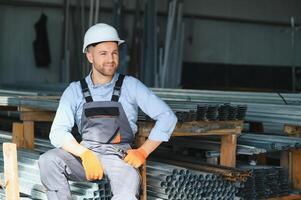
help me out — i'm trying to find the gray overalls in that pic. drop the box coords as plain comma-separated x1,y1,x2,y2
39,74,140,200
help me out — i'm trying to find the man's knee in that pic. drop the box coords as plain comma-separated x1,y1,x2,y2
38,149,62,174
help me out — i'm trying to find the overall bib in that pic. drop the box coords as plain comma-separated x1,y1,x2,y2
80,74,134,150
39,74,140,200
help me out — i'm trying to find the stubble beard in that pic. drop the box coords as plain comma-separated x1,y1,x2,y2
93,64,118,77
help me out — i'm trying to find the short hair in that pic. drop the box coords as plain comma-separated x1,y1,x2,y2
86,41,119,53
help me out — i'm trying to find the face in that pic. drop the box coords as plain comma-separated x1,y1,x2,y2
86,41,119,78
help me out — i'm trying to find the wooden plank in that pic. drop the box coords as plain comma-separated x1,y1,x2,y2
20,111,55,121
23,121,34,149
136,136,147,200
139,129,238,138
12,122,24,148
138,121,243,138
139,120,243,130
3,143,20,200
220,134,237,167
19,106,55,112
291,148,301,189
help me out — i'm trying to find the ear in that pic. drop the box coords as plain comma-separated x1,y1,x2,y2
86,51,94,64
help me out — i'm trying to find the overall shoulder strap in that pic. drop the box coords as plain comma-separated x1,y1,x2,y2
80,79,93,103
111,74,125,102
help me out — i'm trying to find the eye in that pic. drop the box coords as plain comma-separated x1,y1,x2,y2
100,52,106,55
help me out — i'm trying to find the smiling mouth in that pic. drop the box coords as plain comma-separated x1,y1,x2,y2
104,65,115,68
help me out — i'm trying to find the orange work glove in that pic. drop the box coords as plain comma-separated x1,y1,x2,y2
124,148,148,168
79,150,103,180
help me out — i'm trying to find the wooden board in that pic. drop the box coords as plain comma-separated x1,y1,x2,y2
291,148,301,189
23,121,34,149
220,134,237,167
12,121,35,149
12,123,24,148
138,121,243,138
3,143,20,200
20,111,55,122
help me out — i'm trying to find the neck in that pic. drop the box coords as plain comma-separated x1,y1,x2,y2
91,69,114,85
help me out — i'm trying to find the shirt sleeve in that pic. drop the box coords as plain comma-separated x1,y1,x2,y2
49,83,77,148
133,78,177,141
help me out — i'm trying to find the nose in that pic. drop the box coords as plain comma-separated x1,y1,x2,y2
107,53,114,62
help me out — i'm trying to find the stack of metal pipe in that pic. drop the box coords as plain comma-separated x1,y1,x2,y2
169,137,267,156
1,87,301,129
237,165,290,199
238,133,301,151
0,131,112,200
182,133,301,156
147,161,241,200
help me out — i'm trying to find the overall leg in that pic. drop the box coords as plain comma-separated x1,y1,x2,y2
100,154,141,200
38,148,87,200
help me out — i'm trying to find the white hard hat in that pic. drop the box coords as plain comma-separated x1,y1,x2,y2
82,23,124,53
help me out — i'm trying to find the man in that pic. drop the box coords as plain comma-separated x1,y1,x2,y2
38,23,177,200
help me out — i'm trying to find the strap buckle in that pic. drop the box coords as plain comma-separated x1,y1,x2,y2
113,89,121,96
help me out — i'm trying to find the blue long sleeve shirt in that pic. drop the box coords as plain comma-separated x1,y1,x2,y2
49,73,178,148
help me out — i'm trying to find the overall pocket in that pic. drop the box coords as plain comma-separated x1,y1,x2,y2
83,107,120,143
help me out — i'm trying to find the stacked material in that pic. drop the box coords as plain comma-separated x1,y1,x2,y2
237,165,290,199
0,131,112,200
238,133,301,152
170,137,266,156
184,133,301,156
1,87,301,129
175,103,247,122
151,154,251,183
147,161,241,200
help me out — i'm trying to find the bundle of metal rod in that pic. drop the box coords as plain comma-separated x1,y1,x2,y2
237,165,290,199
147,161,240,200
175,103,247,122
197,133,301,152
151,152,251,183
169,137,266,156
151,88,301,105
2,85,301,105
238,133,301,151
1,88,301,128
0,130,55,153
0,132,112,200
0,95,58,111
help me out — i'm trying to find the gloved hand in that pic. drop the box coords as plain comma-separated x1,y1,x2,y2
80,150,103,180
124,147,148,168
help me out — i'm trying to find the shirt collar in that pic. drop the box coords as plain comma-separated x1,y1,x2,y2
85,71,119,89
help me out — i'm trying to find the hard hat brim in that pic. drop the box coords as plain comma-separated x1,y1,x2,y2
83,39,125,53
